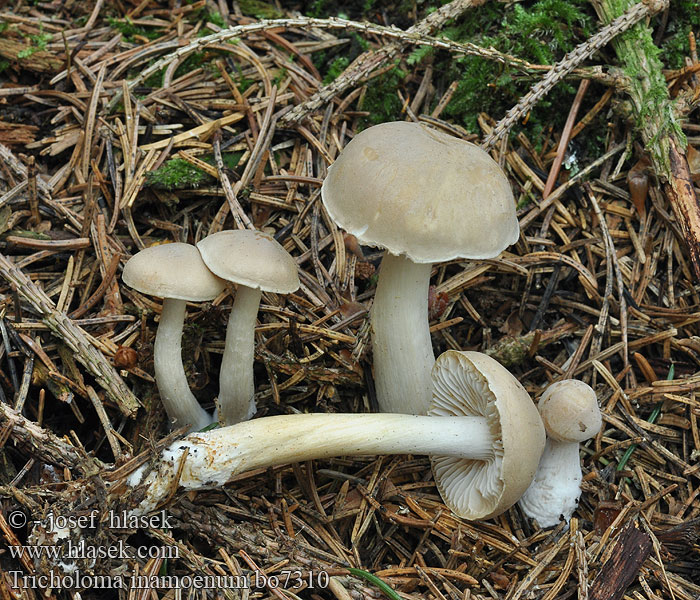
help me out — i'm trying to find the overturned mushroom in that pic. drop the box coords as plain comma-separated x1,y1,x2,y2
128,351,545,520
518,379,602,527
321,121,519,415
122,243,225,432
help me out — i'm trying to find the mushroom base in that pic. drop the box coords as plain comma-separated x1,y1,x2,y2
518,438,582,527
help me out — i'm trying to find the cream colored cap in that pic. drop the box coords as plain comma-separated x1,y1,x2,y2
321,121,519,263
122,242,226,301
538,380,602,443
196,230,300,293
430,351,545,520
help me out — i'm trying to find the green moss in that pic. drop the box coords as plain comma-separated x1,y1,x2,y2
17,28,52,59
108,17,162,42
323,56,350,84
204,10,226,28
237,0,284,19
145,153,242,190
359,65,407,125
314,32,368,87
146,159,213,190
432,0,592,133
659,0,700,69
599,0,684,176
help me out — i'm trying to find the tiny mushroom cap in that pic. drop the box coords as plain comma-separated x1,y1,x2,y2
123,242,225,301
429,350,546,520
538,379,602,443
321,120,519,262
196,230,299,293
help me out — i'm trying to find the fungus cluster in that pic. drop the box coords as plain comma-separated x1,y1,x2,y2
122,231,299,432
122,243,224,432
121,121,598,525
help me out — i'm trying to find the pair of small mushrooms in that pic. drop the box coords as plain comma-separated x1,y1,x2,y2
122,230,299,431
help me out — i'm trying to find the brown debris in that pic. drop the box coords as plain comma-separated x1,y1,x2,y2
589,521,653,600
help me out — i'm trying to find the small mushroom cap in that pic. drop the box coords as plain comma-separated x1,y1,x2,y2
538,380,602,443
196,230,300,293
123,242,225,301
429,351,545,520
321,121,519,263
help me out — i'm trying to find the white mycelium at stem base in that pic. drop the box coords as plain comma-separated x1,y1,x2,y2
518,438,583,527
518,379,602,527
320,121,519,415
197,230,300,426
371,254,433,414
155,299,212,431
218,285,261,424
128,413,494,514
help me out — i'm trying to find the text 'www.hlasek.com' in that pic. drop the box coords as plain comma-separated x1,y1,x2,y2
6,508,331,591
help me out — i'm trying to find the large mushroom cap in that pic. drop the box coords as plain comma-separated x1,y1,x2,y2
429,351,545,520
321,121,519,263
123,242,225,301
538,379,601,443
196,230,300,293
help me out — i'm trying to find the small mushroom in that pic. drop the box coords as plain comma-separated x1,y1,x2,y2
122,243,226,432
518,379,602,527
196,230,300,425
321,121,519,415
128,350,546,520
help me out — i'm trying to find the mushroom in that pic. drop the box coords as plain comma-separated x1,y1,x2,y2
518,379,602,527
321,121,519,415
196,230,300,425
122,243,226,432
128,350,546,520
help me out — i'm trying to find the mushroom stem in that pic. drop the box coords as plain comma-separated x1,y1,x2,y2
371,253,433,414
129,413,494,513
518,438,582,528
154,298,213,432
218,285,262,425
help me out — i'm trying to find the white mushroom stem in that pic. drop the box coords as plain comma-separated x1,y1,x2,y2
154,298,213,432
518,438,583,528
128,413,494,514
218,285,262,425
372,253,434,414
